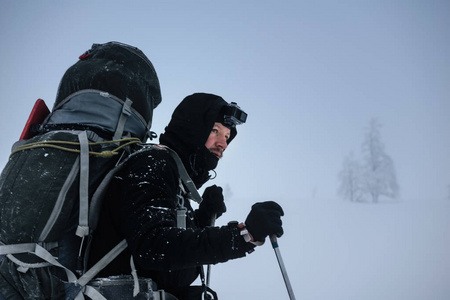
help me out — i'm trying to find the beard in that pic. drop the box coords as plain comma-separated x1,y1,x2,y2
207,147,224,159
189,147,219,188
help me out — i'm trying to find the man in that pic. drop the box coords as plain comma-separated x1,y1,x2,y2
88,93,284,299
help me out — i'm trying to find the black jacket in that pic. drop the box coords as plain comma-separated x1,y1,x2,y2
88,93,253,296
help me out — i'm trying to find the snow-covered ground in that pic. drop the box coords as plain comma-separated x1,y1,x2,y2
207,197,450,299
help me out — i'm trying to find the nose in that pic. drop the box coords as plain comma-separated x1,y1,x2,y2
216,135,228,150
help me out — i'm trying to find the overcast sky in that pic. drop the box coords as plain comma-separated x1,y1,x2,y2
1,1,449,202
1,1,449,299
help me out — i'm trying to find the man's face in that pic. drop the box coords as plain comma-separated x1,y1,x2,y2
205,122,231,159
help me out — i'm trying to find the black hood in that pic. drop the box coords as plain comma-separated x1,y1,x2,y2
159,93,238,188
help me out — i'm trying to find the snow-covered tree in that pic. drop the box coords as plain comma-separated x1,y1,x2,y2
338,152,363,202
361,118,399,202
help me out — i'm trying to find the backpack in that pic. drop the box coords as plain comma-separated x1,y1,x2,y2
0,103,204,300
0,42,162,300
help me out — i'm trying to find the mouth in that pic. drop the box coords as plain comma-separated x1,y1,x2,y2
210,148,223,159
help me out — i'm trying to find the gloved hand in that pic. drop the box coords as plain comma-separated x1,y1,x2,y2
196,185,227,227
245,201,284,243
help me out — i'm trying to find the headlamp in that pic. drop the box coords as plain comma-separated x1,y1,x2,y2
223,102,247,127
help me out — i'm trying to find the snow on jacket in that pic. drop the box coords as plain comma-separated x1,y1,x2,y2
88,93,254,295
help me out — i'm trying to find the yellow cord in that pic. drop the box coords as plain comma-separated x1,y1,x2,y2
10,137,141,158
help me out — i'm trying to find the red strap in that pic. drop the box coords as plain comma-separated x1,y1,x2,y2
79,50,90,60
20,99,50,140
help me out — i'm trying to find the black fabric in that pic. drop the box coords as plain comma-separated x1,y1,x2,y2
54,42,161,131
196,185,226,228
87,146,255,295
0,130,121,247
159,93,237,188
0,130,129,299
171,285,218,300
245,201,285,242
0,258,65,300
0,130,126,299
188,147,219,188
0,131,80,246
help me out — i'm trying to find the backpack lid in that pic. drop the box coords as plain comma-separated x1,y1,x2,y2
48,90,149,139
54,42,161,139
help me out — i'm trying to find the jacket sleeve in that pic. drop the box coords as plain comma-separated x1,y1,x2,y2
115,148,255,272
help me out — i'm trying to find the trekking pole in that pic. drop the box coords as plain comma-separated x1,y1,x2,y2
270,235,296,300
206,214,216,287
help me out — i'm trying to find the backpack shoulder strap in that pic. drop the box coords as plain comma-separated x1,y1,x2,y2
80,144,203,297
149,144,203,204
88,158,128,232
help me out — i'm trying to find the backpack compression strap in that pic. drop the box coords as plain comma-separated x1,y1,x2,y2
46,90,149,141
76,131,90,238
0,243,88,300
113,98,133,141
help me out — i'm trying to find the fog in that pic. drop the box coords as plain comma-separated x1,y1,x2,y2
1,1,449,299
209,197,450,299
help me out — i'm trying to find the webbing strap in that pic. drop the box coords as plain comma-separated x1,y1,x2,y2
165,147,203,204
113,98,133,141
6,253,51,272
39,156,80,241
76,131,90,237
0,243,36,255
0,240,123,300
0,242,56,255
2,243,84,299
89,163,126,231
130,255,140,297
77,239,128,286
83,286,107,300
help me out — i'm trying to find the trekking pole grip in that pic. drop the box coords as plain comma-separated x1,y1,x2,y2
270,235,278,248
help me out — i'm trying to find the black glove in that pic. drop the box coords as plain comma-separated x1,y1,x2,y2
245,201,284,243
196,185,227,227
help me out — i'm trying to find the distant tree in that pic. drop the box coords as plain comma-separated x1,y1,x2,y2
338,152,363,202
361,118,399,202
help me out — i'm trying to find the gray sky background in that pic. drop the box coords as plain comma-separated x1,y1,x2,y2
1,1,449,299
